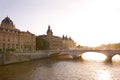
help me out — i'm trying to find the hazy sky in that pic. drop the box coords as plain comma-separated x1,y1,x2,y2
0,0,120,47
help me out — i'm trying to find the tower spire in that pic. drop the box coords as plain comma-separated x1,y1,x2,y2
47,25,53,36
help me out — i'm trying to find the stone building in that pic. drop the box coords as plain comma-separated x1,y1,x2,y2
39,25,76,50
0,17,36,52
62,35,75,50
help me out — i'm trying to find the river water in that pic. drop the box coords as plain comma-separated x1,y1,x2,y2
0,52,120,80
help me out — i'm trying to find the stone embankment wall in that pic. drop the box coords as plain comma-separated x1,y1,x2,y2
0,51,49,65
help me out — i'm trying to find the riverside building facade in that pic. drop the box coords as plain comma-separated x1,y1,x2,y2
0,17,36,52
39,25,76,50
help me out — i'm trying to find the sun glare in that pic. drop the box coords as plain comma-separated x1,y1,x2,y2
82,52,107,62
112,54,120,62
97,70,111,80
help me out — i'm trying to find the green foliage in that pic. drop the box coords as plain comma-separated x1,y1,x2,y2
76,45,84,49
96,43,120,50
36,36,49,50
76,45,81,49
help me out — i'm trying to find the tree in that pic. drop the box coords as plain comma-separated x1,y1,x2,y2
36,36,49,50
76,45,84,49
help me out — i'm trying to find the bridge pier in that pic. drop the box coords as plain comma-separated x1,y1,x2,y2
105,56,112,63
104,53,119,63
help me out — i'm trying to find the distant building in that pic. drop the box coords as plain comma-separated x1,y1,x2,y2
0,17,36,52
39,25,76,50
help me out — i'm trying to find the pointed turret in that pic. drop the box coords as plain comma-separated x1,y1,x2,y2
69,37,72,40
66,35,68,39
62,35,65,39
47,25,53,36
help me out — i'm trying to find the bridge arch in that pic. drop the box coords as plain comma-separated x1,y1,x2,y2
76,52,107,62
112,54,120,62
72,50,120,63
103,52,120,63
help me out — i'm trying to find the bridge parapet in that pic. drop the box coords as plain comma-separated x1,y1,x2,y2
46,50,120,56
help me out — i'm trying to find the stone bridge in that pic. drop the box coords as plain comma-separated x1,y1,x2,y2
0,50,120,65
47,50,120,62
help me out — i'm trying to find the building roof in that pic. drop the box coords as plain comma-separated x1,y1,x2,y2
0,16,15,29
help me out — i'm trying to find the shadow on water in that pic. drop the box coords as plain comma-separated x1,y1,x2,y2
0,58,61,80
103,61,113,67
0,58,73,73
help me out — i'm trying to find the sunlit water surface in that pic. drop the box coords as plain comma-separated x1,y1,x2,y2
0,52,120,80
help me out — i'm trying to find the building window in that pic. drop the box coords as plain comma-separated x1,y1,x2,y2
12,44,14,49
3,38,5,41
21,45,22,49
8,38,10,42
8,44,10,49
16,44,18,48
10,30,12,32
2,43,5,48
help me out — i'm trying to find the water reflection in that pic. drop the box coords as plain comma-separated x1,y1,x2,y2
0,59,120,80
82,52,107,62
97,70,111,80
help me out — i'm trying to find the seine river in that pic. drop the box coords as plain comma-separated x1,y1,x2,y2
0,52,120,80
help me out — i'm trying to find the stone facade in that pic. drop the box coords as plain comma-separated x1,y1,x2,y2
40,25,76,50
0,17,36,52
